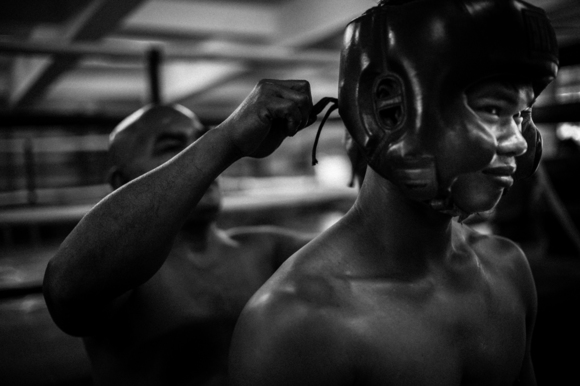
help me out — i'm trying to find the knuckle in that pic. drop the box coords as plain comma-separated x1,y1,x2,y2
255,79,270,93
297,92,310,104
286,99,300,113
257,79,274,88
297,79,311,92
257,107,272,124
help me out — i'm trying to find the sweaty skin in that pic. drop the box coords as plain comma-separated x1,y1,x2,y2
229,79,538,386
43,79,315,386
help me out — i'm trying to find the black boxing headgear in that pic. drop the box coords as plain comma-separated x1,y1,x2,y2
514,107,543,179
338,0,558,202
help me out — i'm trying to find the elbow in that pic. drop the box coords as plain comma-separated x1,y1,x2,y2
43,287,98,337
43,296,88,337
42,260,95,337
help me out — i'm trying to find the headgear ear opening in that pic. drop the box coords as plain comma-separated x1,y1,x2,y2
374,75,406,132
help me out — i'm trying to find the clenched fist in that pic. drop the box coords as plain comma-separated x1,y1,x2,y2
218,79,314,158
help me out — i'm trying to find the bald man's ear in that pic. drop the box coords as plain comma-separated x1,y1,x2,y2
107,166,129,190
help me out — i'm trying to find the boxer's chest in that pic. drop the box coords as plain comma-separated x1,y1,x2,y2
344,276,527,385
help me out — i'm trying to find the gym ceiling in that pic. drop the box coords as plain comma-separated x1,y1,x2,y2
0,0,578,127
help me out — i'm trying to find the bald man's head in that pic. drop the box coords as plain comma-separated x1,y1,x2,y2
108,104,207,189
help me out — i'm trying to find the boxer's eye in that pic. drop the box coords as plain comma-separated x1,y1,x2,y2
154,134,187,155
483,106,500,116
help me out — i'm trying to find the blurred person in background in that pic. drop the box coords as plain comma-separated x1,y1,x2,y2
43,79,322,386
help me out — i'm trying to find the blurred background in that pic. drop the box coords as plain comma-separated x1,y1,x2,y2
0,0,579,385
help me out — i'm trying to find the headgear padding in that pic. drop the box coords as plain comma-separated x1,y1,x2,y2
338,0,558,202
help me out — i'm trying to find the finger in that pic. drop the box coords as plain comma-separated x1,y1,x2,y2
263,79,311,94
261,80,313,129
287,81,313,128
266,97,304,136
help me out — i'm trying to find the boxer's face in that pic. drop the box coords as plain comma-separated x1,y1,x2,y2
117,108,206,179
450,78,532,215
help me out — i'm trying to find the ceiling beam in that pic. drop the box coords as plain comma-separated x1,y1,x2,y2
0,38,338,65
0,109,123,128
121,0,277,42
121,0,376,50
275,0,376,48
9,0,146,108
164,62,250,104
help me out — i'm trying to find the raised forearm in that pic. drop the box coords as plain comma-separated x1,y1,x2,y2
43,79,313,335
44,127,240,318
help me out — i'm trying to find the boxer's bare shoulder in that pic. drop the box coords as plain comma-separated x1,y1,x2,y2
230,250,358,386
461,223,537,306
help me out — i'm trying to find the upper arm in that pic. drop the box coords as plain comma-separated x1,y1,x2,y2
481,236,537,385
515,350,536,386
473,232,537,316
511,245,538,386
229,290,354,386
43,255,133,337
500,238,538,329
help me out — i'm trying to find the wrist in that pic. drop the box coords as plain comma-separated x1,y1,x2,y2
209,122,245,163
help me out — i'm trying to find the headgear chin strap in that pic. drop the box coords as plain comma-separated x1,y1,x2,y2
338,0,558,210
515,108,543,179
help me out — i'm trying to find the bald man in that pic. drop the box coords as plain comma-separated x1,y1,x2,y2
43,79,316,386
